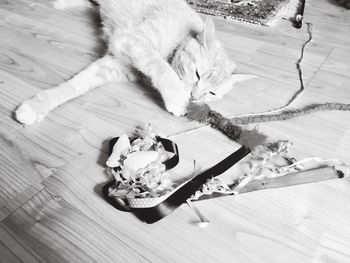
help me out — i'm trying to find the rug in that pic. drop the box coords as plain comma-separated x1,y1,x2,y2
186,0,302,26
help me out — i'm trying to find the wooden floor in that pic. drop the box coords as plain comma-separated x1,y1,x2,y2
1,0,350,262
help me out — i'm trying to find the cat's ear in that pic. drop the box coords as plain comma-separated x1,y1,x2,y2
215,74,257,98
197,17,216,48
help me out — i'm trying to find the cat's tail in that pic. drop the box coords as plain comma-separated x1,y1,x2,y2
229,103,350,125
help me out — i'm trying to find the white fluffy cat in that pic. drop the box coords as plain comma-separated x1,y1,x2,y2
15,0,255,125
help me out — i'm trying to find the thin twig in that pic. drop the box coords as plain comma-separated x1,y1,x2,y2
229,22,313,119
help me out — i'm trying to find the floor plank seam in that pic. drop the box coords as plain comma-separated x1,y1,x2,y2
168,124,209,139
38,155,154,261
0,187,46,223
305,46,335,87
42,187,153,263
0,183,45,223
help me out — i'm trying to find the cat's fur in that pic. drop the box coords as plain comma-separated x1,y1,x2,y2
15,0,254,125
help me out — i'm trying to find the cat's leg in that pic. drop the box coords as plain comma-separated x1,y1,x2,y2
132,49,190,116
15,55,134,125
114,40,190,116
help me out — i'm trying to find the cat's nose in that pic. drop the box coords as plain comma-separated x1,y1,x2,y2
190,93,198,101
191,84,205,101
190,90,200,100
190,95,203,104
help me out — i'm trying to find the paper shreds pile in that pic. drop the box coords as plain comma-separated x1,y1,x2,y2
106,125,174,199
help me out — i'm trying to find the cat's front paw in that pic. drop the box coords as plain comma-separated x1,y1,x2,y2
15,103,44,125
164,95,189,117
166,102,187,117
157,77,190,116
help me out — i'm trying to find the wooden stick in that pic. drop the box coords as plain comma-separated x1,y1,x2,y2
194,166,344,202
239,166,344,194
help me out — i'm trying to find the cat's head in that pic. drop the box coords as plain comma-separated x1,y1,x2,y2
171,18,256,103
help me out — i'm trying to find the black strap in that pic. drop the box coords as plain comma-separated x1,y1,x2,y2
104,137,250,223
156,136,179,170
132,146,250,223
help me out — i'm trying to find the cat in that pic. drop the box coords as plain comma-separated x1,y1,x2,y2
15,0,255,125
15,0,350,126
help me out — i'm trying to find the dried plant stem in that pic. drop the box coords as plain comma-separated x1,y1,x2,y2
228,102,350,125
186,102,269,150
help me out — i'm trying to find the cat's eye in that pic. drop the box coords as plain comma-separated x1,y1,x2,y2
195,70,200,81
